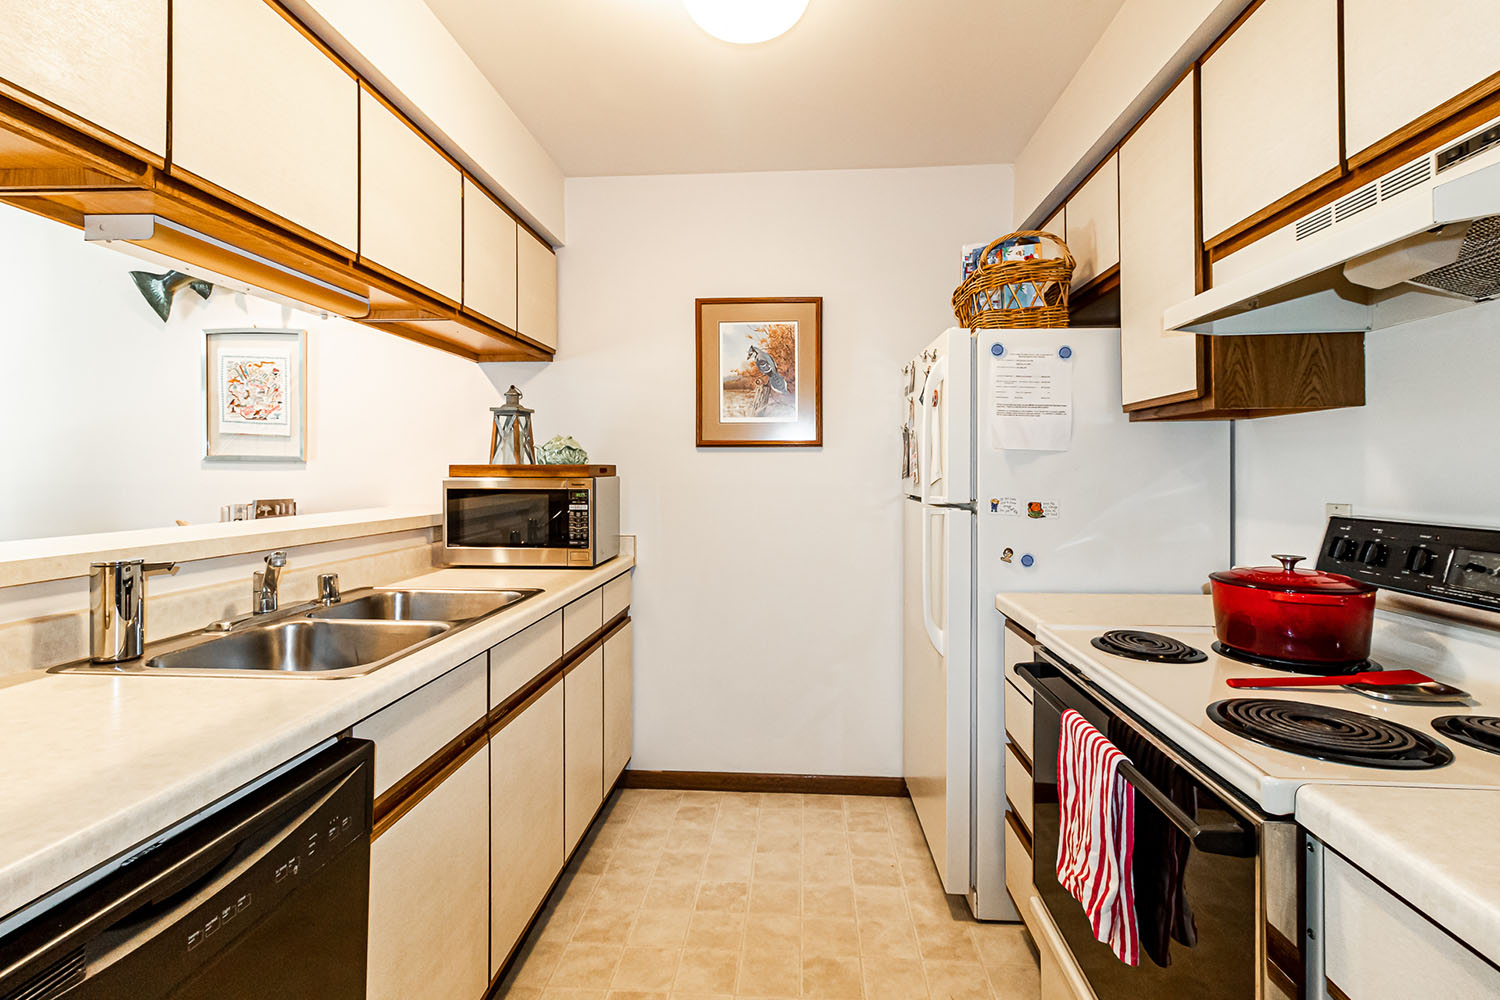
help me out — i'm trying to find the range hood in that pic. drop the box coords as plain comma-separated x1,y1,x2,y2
1165,117,1500,335
84,214,370,318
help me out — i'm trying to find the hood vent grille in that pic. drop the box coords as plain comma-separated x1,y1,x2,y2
1410,215,1500,299
1335,182,1379,222
1295,205,1334,241
1381,158,1432,199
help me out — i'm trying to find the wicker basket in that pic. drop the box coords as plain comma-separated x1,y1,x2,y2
951,231,1075,329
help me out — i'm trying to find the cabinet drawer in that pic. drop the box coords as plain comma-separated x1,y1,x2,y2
368,745,489,1000
491,679,565,972
1004,811,1033,917
0,0,167,157
1005,746,1033,834
1324,849,1500,998
353,653,487,798
1005,679,1034,761
490,611,563,709
602,572,632,623
173,0,357,248
563,588,604,652
1003,625,1035,696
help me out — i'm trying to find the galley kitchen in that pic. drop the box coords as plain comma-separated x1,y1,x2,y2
1,1,1498,999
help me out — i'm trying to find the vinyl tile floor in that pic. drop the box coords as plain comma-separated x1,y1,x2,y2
495,789,1041,1000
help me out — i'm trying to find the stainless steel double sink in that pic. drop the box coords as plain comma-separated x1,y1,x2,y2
57,588,540,679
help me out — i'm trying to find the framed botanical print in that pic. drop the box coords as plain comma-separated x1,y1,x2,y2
203,328,307,461
695,297,822,447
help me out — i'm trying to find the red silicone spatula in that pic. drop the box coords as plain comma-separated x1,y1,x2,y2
1226,669,1436,689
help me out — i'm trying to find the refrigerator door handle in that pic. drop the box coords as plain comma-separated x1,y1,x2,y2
921,508,946,656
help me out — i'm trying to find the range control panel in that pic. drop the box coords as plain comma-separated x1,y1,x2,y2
1317,516,1500,611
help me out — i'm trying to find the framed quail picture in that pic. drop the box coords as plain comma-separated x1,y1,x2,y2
203,328,307,461
695,297,822,447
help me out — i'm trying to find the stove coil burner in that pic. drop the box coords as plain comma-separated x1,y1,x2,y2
1091,630,1208,663
1211,641,1380,676
1432,715,1500,756
1206,699,1454,769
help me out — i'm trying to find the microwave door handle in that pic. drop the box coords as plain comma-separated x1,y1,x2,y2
1014,661,1258,859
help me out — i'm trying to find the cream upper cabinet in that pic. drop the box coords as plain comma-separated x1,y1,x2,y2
1199,0,1341,241
464,177,519,329
360,87,463,302
1343,0,1500,161
1041,207,1064,240
1119,75,1200,408
603,621,634,790
173,0,357,250
517,227,559,351
0,0,166,157
368,746,489,1000
1064,154,1119,288
491,680,565,974
564,648,605,853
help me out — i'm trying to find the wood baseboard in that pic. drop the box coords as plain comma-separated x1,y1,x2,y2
619,769,907,797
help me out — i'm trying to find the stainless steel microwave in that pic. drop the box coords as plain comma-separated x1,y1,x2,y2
441,476,620,567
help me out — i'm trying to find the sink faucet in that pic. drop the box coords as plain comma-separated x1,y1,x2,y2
90,558,178,662
254,551,288,614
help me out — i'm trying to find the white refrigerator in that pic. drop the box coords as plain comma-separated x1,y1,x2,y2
900,327,1230,920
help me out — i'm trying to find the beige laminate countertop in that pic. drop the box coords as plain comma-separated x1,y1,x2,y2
0,554,634,922
994,592,1215,634
1298,784,1500,966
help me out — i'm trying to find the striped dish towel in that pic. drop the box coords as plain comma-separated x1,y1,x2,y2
1056,708,1139,966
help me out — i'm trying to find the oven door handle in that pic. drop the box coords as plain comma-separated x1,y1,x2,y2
1014,660,1259,859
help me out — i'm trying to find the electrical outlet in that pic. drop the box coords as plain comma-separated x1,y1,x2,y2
1325,502,1353,519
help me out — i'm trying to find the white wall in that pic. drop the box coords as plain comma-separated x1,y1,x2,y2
285,0,565,242
1014,0,1249,226
1234,300,1500,562
484,165,1012,778
0,203,501,540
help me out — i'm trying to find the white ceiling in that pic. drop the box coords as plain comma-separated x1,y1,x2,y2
422,0,1129,177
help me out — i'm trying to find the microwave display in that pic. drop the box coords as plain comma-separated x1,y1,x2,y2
446,488,588,549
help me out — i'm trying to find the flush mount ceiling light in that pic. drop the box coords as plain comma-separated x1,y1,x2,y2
684,0,809,44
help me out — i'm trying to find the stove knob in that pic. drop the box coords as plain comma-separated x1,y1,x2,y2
1329,537,1358,561
1359,541,1388,567
1405,546,1435,575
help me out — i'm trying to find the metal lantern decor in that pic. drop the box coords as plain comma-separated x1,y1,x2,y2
489,385,536,464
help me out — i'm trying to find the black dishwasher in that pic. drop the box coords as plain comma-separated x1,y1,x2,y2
0,739,373,1000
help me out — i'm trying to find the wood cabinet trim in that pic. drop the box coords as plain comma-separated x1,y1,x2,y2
1069,264,1119,307
1004,808,1033,856
1203,163,1344,251
166,163,357,258
371,723,488,840
487,609,630,729
1349,69,1500,171
1002,619,1037,647
488,668,565,738
0,78,166,171
1006,738,1034,775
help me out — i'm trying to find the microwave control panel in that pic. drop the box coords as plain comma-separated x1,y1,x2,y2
567,490,591,548
1318,516,1500,611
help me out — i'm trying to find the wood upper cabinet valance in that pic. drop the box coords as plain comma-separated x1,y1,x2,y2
1199,0,1341,247
173,0,359,253
0,0,167,161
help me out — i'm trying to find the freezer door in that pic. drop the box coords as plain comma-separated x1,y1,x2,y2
917,329,974,506
901,499,973,895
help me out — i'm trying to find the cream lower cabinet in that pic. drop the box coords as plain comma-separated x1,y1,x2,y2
0,0,166,157
603,620,634,789
1118,74,1200,408
490,679,565,975
564,647,605,852
368,744,490,1000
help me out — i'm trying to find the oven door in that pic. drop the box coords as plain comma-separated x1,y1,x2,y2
1016,656,1262,1000
442,479,591,566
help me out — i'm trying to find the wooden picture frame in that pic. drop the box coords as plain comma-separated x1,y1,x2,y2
695,297,823,447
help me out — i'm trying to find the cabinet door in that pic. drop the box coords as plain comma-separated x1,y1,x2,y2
368,745,489,1000
603,621,634,789
1344,0,1500,163
360,87,462,302
1199,0,1341,242
464,177,519,329
564,647,605,852
1065,154,1119,288
1119,75,1200,407
173,0,357,249
0,0,166,157
517,226,559,351
563,588,603,654
491,680,565,974
351,652,487,799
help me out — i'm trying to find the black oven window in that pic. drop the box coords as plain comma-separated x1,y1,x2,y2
446,489,580,548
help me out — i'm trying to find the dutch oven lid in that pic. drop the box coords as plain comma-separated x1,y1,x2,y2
1210,554,1377,595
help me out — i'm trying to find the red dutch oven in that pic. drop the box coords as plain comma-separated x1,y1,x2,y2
1209,554,1377,665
